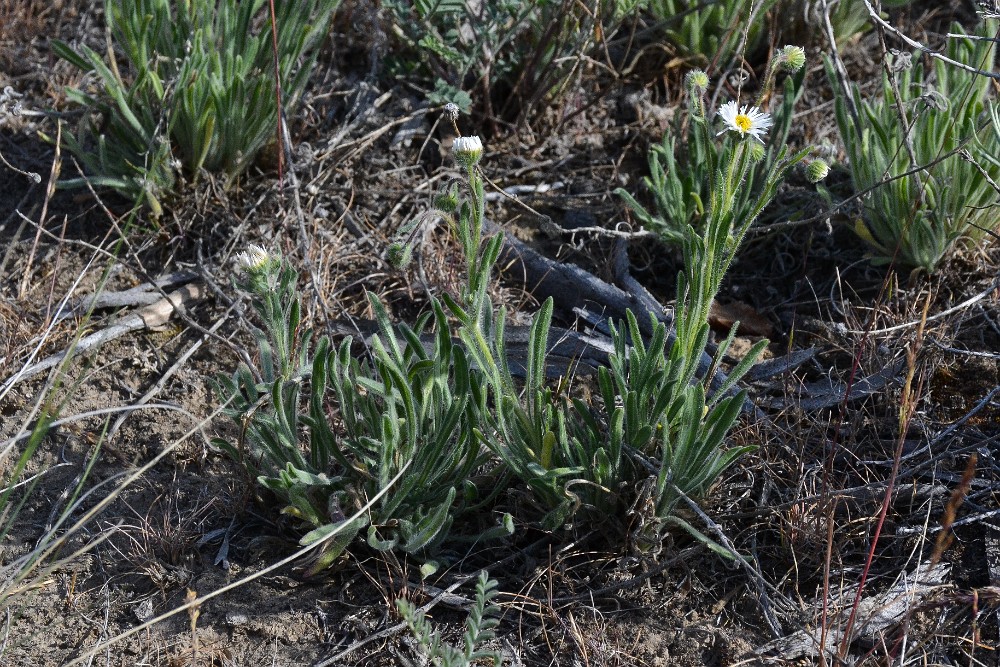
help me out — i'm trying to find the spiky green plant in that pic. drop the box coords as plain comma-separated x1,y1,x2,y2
213,247,510,575
52,0,338,214
828,21,1000,272
424,98,795,545
397,571,502,667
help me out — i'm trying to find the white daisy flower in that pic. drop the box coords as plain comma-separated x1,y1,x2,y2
717,101,773,143
235,244,271,273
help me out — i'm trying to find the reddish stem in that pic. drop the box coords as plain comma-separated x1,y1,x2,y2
267,0,284,192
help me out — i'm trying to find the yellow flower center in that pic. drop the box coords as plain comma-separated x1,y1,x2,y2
735,114,752,132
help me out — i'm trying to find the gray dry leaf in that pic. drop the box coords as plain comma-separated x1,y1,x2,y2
754,561,950,663
987,529,1000,585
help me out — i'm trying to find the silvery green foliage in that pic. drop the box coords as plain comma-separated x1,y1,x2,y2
616,64,805,246
442,121,777,546
217,102,782,567
644,0,777,67
577,53,812,545
213,255,510,575
397,571,502,667
52,0,338,214
828,21,1000,272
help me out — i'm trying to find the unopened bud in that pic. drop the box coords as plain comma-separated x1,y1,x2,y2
235,244,272,274
386,242,413,269
434,185,460,213
779,45,806,73
453,135,483,169
807,158,830,183
685,69,709,94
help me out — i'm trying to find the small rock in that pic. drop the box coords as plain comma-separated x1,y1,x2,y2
133,598,154,623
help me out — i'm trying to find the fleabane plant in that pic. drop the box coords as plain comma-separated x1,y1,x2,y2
670,47,816,376
410,92,810,547
612,47,818,550
52,0,339,215
618,45,811,245
214,239,510,575
218,85,808,568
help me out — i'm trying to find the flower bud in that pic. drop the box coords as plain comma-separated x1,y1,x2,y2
748,140,766,162
807,158,830,183
235,244,272,274
434,185,460,213
235,244,276,293
386,242,413,269
779,45,806,73
685,69,709,94
453,135,483,169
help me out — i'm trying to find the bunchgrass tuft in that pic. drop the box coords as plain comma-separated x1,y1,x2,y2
828,21,1000,273
52,0,339,215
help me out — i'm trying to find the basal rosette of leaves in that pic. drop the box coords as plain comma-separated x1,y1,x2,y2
213,256,511,576
645,0,777,68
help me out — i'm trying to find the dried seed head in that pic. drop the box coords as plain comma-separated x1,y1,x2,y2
444,102,460,121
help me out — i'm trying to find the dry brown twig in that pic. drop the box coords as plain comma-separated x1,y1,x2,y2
861,0,1000,81
0,283,205,393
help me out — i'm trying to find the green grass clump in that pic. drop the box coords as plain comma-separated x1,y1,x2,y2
645,0,777,68
828,21,1000,273
53,0,338,215
382,0,617,123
